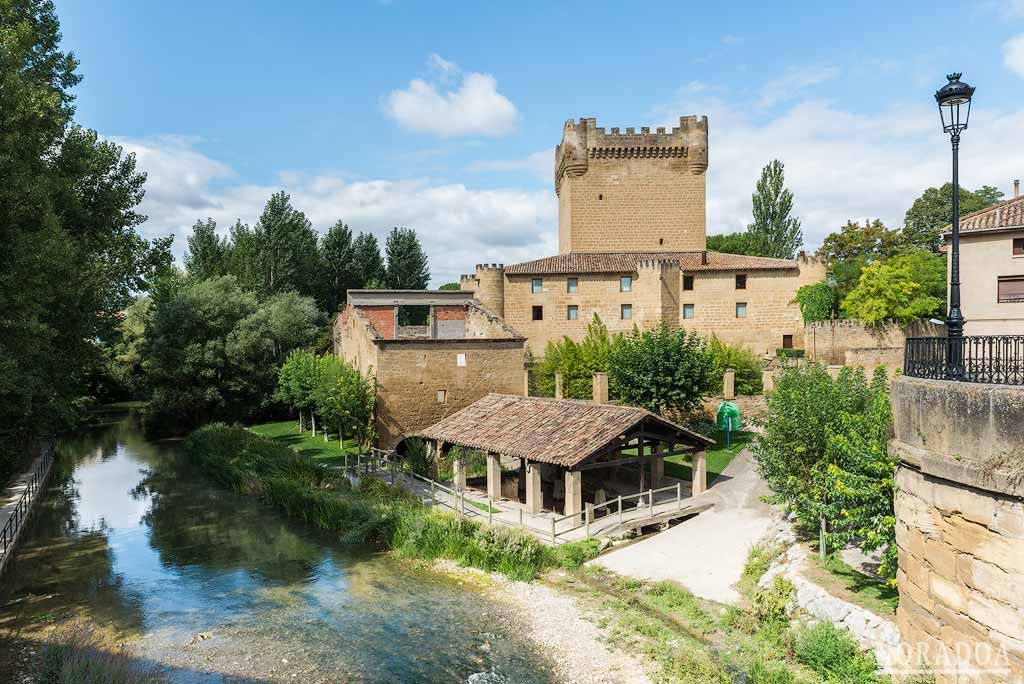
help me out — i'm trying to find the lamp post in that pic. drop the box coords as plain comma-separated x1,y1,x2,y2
935,73,975,380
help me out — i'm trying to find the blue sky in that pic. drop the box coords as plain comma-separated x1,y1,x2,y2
55,0,1024,285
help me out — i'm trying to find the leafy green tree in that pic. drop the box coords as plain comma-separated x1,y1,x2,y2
252,191,322,300
438,282,462,290
903,183,1003,252
384,227,430,290
352,232,386,288
793,282,839,323
320,220,359,314
707,336,763,395
608,325,715,414
276,349,321,433
0,0,171,466
706,231,758,256
841,250,946,324
817,219,906,302
535,315,617,399
313,356,376,447
746,159,804,259
184,218,229,280
108,296,152,398
225,220,261,291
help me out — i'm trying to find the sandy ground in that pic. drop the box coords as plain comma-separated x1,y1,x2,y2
439,562,655,684
592,449,777,605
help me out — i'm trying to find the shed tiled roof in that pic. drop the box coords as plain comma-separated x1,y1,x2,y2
949,194,1024,235
503,251,799,275
413,393,713,468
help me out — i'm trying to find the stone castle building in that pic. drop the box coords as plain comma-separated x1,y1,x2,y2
460,116,825,356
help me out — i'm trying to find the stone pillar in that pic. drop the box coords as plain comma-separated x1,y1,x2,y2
592,372,609,404
486,452,501,501
723,368,735,400
564,470,582,523
827,364,843,379
651,443,664,488
762,369,775,393
452,455,466,492
554,373,564,399
691,449,707,496
525,462,542,514
523,368,530,397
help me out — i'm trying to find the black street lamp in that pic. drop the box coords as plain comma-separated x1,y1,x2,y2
935,72,975,380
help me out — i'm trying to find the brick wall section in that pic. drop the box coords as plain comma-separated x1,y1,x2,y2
359,305,396,340
434,305,467,321
374,340,525,447
891,376,1024,681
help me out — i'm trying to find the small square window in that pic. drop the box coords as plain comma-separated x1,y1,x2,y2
736,302,747,318
782,335,794,349
532,305,544,321
998,276,1024,303
567,305,579,321
683,275,694,291
621,304,633,320
620,276,632,292
567,277,578,293
437,390,447,404
456,353,466,367
683,303,694,320
735,274,747,290
532,278,543,294
1014,238,1024,256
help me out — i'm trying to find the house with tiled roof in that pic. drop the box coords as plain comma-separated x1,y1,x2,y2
459,115,826,356
944,180,1024,335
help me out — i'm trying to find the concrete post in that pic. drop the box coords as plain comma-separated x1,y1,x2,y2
486,452,501,501
554,373,564,399
453,456,467,492
564,470,582,524
723,368,736,400
691,448,707,496
651,443,664,488
592,372,609,404
525,462,542,514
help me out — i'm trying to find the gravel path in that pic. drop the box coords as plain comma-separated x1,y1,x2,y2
439,563,654,684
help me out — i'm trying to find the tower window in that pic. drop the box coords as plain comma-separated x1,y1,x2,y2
736,274,747,290
659,238,664,245
736,302,747,318
532,278,543,293
683,304,694,320
683,275,694,291
620,276,632,292
621,304,633,320
437,390,447,404
532,305,544,321
567,305,579,321
782,335,794,349
567,277,578,293
598,194,603,201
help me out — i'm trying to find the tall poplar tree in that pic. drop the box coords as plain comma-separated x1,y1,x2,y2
252,191,321,300
746,160,804,259
352,232,386,288
384,227,430,290
320,221,359,313
184,218,229,280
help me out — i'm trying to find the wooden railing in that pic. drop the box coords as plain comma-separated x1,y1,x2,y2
0,443,55,575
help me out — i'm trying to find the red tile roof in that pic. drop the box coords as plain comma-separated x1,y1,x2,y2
412,393,713,468
503,251,799,275
951,194,1024,235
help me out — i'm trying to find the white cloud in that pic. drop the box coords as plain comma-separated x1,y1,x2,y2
119,136,554,286
756,65,841,108
1004,34,1024,78
385,55,519,138
466,150,551,182
654,88,1024,250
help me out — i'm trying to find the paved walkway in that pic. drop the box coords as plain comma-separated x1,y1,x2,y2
591,449,778,605
0,447,55,575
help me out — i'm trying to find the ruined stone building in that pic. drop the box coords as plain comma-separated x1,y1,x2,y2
333,290,526,447
461,116,826,356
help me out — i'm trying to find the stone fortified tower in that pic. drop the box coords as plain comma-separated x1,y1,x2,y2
555,116,709,255
459,263,505,318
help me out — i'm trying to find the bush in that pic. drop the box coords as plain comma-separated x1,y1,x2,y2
553,538,602,569
609,324,716,414
534,314,617,399
747,659,796,684
401,437,432,477
708,336,763,395
791,621,882,683
793,281,839,323
751,576,794,632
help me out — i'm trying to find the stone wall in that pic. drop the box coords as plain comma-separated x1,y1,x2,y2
891,376,1024,682
555,116,708,254
805,320,945,375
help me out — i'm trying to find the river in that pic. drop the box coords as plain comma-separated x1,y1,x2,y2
0,408,555,683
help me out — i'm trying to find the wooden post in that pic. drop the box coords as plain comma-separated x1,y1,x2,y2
518,507,523,527
676,482,682,509
390,460,396,484
487,498,493,525
550,518,557,544
585,503,593,537
649,489,654,515
430,481,436,509
618,496,623,526
344,453,349,471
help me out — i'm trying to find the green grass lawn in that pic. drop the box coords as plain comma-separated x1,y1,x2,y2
804,549,899,617
248,420,361,467
663,429,756,484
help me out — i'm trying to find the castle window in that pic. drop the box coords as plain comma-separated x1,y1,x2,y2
683,303,694,320
437,390,447,404
532,278,543,294
532,305,544,321
621,304,632,320
567,277,578,293
620,276,632,292
659,238,664,245
683,275,694,291
1014,238,1024,256
782,335,794,349
735,274,747,290
456,353,467,367
598,194,603,201
567,305,579,321
736,302,747,318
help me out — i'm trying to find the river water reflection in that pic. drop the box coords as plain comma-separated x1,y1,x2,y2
0,409,552,683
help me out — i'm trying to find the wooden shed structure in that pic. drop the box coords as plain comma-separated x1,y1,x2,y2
404,394,715,518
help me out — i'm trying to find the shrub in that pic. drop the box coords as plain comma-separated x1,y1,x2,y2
554,538,602,569
791,621,882,683
39,623,165,684
400,437,432,478
751,576,794,632
609,324,716,414
747,659,796,684
793,281,839,323
534,314,617,399
708,336,763,395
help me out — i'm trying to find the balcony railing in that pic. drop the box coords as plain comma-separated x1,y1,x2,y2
904,336,1024,385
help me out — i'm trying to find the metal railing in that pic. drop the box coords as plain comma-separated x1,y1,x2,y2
1,444,55,573
905,335,1024,385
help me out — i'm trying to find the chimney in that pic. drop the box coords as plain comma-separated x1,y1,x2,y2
1015,179,1020,198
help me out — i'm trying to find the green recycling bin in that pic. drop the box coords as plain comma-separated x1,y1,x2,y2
716,401,742,450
